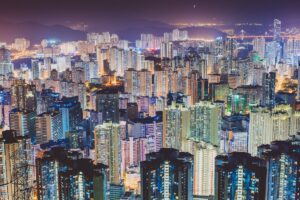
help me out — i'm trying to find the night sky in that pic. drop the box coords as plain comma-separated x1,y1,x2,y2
2,0,300,26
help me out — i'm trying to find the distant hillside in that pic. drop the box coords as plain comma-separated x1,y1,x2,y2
0,19,226,45
0,21,86,44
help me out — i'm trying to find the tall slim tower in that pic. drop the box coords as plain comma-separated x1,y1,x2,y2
94,122,121,184
273,19,281,42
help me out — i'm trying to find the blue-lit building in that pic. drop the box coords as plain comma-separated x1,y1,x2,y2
215,152,266,200
36,147,108,200
140,148,193,200
0,88,11,127
51,96,83,137
262,72,276,108
95,88,120,123
258,134,300,200
37,89,60,114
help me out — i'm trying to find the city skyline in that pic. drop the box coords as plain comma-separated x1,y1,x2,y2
0,1,300,200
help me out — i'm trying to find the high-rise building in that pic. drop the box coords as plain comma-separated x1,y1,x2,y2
163,103,190,150
59,160,108,200
160,42,173,59
215,152,266,200
190,101,220,146
273,19,281,42
262,72,276,108
11,81,37,111
9,109,36,138
124,68,138,95
258,134,300,200
140,148,193,200
36,147,107,200
186,140,217,196
249,105,297,155
154,68,168,97
35,111,63,144
0,130,33,200
252,37,266,59
94,122,121,184
0,88,11,128
95,88,120,123
137,69,152,97
52,96,83,136
0,47,14,77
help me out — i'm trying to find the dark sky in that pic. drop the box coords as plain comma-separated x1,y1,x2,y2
2,0,300,26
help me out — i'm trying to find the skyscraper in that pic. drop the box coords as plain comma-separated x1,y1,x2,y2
137,69,152,97
249,105,296,155
11,81,37,111
124,68,138,95
163,103,190,150
273,19,281,42
35,111,62,144
262,72,276,108
0,130,33,200
52,96,83,137
252,37,266,59
59,160,108,200
154,68,169,97
190,101,220,146
187,140,217,196
94,122,121,184
140,148,193,200
9,109,36,138
36,147,107,200
215,152,266,200
160,42,173,59
0,47,14,77
258,134,300,200
95,88,120,123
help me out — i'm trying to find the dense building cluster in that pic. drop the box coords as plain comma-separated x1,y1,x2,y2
0,19,299,199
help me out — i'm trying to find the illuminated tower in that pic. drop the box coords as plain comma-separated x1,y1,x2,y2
258,135,300,200
297,64,300,102
273,19,281,42
52,96,83,136
0,47,14,77
160,42,173,59
215,152,266,200
137,69,152,97
140,148,193,200
187,141,217,197
36,147,107,200
249,105,295,156
190,101,220,146
0,130,33,200
154,68,168,97
94,122,121,184
96,47,108,76
58,161,108,200
95,88,119,123
252,37,266,59
162,103,190,150
9,109,36,137
35,111,62,144
11,81,37,111
262,72,276,108
124,68,138,95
